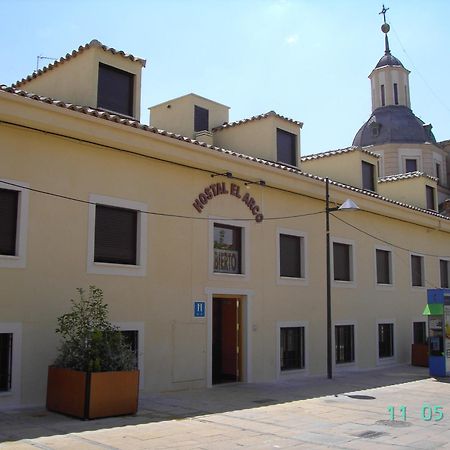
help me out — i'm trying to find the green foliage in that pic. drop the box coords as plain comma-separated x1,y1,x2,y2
54,286,136,372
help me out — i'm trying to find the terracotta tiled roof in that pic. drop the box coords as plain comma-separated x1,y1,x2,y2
212,111,303,132
12,40,146,88
0,85,448,222
301,146,380,161
379,172,438,183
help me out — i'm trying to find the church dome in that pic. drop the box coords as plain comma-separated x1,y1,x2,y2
375,52,404,69
352,105,436,147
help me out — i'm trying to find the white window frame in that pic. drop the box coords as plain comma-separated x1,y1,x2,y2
277,320,309,378
87,194,147,277
331,237,356,288
0,180,29,269
113,321,145,390
374,246,394,289
398,149,422,173
209,218,249,280
376,319,396,365
0,323,22,407
333,320,357,370
410,252,425,289
276,228,308,286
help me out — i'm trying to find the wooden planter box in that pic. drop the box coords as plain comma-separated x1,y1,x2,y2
46,366,139,419
411,344,429,367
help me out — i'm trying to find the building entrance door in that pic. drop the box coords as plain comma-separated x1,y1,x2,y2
212,297,242,384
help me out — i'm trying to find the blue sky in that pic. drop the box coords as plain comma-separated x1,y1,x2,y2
2,0,449,155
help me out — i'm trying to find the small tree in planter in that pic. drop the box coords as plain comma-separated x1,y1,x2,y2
47,286,139,419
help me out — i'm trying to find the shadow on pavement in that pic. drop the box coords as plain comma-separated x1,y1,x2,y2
0,364,431,443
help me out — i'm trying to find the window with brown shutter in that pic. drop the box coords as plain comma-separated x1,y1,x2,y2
194,105,209,132
333,242,351,281
0,188,18,256
376,249,392,284
411,254,424,287
277,129,296,166
426,186,435,211
97,63,134,116
280,234,302,278
94,204,138,265
362,161,375,191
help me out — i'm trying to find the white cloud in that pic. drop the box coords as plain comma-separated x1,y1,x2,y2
285,34,299,45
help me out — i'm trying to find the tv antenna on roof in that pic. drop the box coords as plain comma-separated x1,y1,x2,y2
35,55,57,73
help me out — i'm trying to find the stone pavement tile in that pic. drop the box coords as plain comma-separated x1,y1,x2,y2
198,415,287,435
334,421,407,435
287,430,353,446
101,431,200,449
407,440,448,449
0,443,36,450
31,434,108,450
143,437,203,449
245,435,305,448
190,426,259,439
340,439,413,450
191,440,253,450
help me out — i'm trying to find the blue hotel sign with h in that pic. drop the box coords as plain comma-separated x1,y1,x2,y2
194,301,206,318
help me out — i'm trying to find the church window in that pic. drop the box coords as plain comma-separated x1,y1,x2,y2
393,83,399,105
381,85,385,106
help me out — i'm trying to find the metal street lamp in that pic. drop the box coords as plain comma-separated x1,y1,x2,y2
325,177,359,379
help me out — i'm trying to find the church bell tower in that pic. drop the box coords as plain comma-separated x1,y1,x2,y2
368,5,411,111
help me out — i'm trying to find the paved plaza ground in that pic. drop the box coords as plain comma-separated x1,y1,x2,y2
1,365,450,449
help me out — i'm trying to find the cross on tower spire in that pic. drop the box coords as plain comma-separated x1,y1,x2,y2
379,4,391,55
379,4,389,23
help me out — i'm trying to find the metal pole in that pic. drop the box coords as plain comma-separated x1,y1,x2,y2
326,177,332,379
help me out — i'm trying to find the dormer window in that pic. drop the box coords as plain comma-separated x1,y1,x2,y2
369,121,381,137
194,105,209,132
423,123,433,140
277,129,297,166
426,185,436,211
362,161,375,191
97,63,134,117
405,158,417,173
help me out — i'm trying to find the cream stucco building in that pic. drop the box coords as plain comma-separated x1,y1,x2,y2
1,29,450,410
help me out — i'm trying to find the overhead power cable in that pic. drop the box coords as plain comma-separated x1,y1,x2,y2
332,214,450,259
0,180,323,222
390,24,450,119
